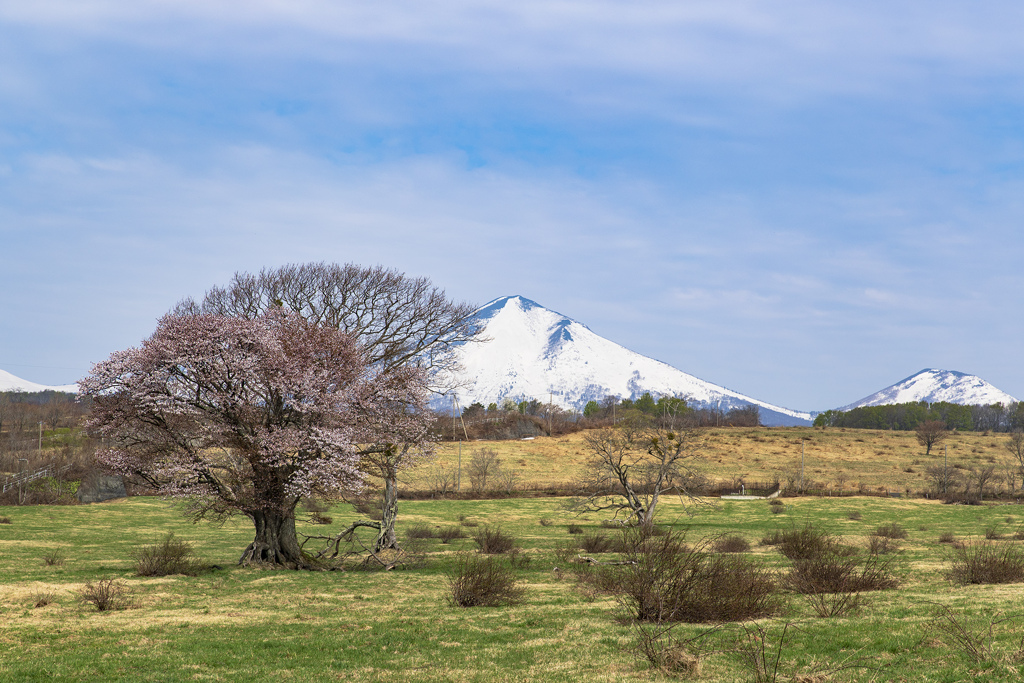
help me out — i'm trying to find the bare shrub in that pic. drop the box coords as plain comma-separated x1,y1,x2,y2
984,526,1002,540
538,518,553,527
928,603,1024,664
607,530,780,623
938,531,957,544
42,547,67,567
472,526,517,554
867,536,901,555
33,591,56,608
131,533,202,577
448,554,525,607
767,498,784,507
774,524,840,561
873,522,908,540
567,524,583,535
580,532,615,554
553,540,579,566
632,623,719,677
436,526,466,544
458,515,479,528
79,578,133,611
714,535,751,553
947,541,1024,585
770,505,785,515
786,548,898,618
847,510,863,521
404,524,435,540
0,516,10,524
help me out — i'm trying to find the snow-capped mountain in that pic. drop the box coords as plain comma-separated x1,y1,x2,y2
0,369,78,394
441,295,812,426
839,369,1018,411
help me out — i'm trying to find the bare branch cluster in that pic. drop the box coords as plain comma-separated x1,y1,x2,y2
568,418,708,526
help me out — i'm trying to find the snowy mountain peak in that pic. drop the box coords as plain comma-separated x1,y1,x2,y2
446,296,811,426
839,368,1018,411
0,369,78,394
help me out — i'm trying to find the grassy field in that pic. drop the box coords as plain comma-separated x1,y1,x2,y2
415,426,1017,496
3,491,1024,681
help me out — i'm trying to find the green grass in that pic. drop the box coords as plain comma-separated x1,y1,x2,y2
3,496,1024,681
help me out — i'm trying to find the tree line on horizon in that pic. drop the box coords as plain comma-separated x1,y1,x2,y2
813,400,1024,433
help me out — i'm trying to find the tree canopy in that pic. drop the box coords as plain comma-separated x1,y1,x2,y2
80,310,432,568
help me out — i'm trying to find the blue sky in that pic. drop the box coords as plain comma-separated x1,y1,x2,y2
2,1,1023,411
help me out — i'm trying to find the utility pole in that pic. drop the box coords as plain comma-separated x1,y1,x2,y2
800,438,805,493
943,444,948,495
452,396,461,493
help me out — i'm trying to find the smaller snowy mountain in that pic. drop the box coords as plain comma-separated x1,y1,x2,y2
441,296,812,426
839,369,1018,411
0,369,78,394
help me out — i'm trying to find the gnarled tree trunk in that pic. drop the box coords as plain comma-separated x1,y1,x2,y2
375,475,399,552
239,509,309,569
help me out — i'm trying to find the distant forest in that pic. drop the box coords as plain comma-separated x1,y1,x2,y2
813,401,1024,432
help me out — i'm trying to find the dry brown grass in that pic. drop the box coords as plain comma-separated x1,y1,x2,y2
407,427,1008,497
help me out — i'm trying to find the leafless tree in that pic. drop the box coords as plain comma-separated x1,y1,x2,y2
568,417,707,526
925,464,962,497
1006,431,1024,469
916,420,949,455
968,465,999,502
173,262,480,386
468,448,501,492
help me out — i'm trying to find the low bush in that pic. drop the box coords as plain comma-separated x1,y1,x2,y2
767,498,784,507
79,578,133,612
538,518,553,527
580,532,616,554
436,526,466,544
632,623,715,677
405,524,435,540
873,522,908,540
41,547,67,567
774,524,840,560
947,542,1024,585
448,554,525,607
33,591,56,608
867,536,901,555
714,535,751,553
786,549,899,618
605,530,780,623
472,526,517,554
567,524,583,535
847,510,863,521
309,512,332,525
938,531,957,544
131,533,203,577
0,516,11,524
984,526,1002,540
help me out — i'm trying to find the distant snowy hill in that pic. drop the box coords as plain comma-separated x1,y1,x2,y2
0,369,78,394
439,296,812,426
839,369,1018,411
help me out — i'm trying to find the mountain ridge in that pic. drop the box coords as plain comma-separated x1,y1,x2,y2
441,295,813,426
